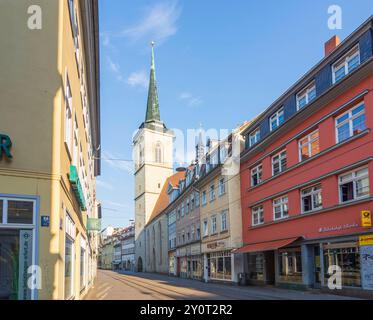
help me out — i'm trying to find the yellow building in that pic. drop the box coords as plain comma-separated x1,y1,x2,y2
0,0,101,300
196,122,250,283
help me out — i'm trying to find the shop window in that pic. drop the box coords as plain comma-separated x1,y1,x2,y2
298,130,320,162
80,246,86,291
64,213,76,300
7,200,34,224
248,253,264,280
0,200,2,222
278,248,303,282
208,251,232,280
339,167,370,203
323,244,361,287
301,184,322,213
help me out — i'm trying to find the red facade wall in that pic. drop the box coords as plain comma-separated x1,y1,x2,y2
240,75,373,245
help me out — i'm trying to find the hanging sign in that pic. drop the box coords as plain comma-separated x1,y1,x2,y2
361,210,372,227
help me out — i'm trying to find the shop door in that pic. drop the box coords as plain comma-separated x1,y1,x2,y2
313,246,321,288
0,229,33,300
265,251,275,285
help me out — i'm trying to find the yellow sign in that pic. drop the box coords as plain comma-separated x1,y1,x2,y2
361,210,372,227
359,234,373,246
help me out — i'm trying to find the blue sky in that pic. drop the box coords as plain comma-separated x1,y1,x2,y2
98,0,372,229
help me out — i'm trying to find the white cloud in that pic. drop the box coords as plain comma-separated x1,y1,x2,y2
107,57,124,82
100,32,111,47
179,92,203,107
127,70,148,88
122,1,181,45
102,151,133,174
104,200,131,210
96,180,114,190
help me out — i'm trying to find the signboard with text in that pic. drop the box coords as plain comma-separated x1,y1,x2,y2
361,210,372,227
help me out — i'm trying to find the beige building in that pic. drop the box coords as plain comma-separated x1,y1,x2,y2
133,45,174,272
196,122,250,283
0,0,100,300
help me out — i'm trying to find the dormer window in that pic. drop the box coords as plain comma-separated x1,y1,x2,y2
270,108,284,131
296,81,316,110
249,129,261,147
332,45,360,84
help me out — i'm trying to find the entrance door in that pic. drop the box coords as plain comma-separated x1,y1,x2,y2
313,246,321,288
264,251,275,285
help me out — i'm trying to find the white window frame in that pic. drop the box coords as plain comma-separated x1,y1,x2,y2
252,205,264,226
203,219,208,237
221,211,228,231
332,45,360,84
300,184,322,213
210,184,215,202
296,82,316,110
273,196,289,221
201,191,207,206
335,102,366,143
298,130,320,162
249,128,261,147
339,167,370,203
270,108,284,132
251,164,263,187
218,178,225,196
211,215,217,234
272,150,287,176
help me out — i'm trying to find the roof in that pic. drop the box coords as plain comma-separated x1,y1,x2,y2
146,171,185,226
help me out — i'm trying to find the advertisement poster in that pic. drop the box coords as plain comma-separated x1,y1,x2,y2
361,245,373,290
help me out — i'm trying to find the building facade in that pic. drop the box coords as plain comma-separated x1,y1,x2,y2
121,226,135,271
0,0,100,300
196,123,249,283
133,44,174,272
238,18,373,295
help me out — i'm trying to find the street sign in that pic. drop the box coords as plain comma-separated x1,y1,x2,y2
359,234,373,246
361,210,372,227
41,216,50,227
87,218,101,231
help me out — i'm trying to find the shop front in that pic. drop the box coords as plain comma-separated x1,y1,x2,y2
0,195,38,300
175,243,203,280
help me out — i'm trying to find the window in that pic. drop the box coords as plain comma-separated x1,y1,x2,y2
181,203,185,217
177,207,181,220
155,142,162,163
278,248,303,282
190,194,195,211
332,45,360,84
196,227,201,240
80,244,86,290
210,185,215,202
221,211,228,231
191,225,195,241
186,199,189,214
273,196,289,220
64,74,73,154
299,130,320,161
272,150,287,176
203,219,208,237
252,205,264,226
7,200,34,224
335,103,366,143
64,213,76,300
251,164,262,187
339,167,370,203
195,191,200,207
219,178,225,196
270,108,284,131
220,144,228,163
201,191,207,206
296,82,316,110
211,216,217,234
301,184,322,213
249,129,261,147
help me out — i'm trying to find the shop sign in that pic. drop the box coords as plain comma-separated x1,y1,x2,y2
207,241,226,250
0,133,12,159
87,218,101,231
361,210,372,227
318,222,359,233
18,230,33,300
69,165,87,211
41,216,50,227
359,234,373,246
361,245,373,290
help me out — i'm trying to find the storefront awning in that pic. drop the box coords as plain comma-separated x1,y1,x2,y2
232,237,301,254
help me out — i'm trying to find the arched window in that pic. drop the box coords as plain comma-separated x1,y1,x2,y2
155,142,162,164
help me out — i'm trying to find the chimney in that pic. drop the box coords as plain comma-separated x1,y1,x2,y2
324,35,341,57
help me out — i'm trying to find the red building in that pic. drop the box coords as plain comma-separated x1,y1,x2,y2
237,17,373,295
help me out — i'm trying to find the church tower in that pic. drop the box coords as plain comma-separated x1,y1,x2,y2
133,43,174,271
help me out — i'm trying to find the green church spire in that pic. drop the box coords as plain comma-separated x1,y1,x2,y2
145,41,161,123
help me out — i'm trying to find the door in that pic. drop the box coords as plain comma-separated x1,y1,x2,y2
265,251,275,285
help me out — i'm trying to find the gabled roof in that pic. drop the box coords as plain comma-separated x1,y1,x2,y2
146,171,185,226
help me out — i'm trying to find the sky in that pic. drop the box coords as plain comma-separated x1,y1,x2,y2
97,0,373,229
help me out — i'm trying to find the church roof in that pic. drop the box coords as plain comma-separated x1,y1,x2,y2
146,171,185,226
